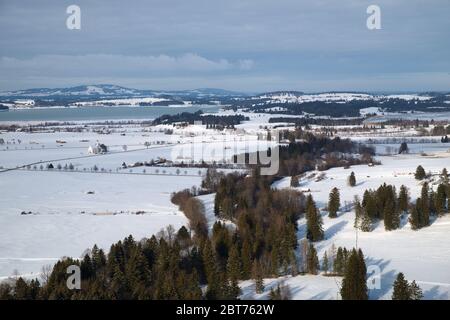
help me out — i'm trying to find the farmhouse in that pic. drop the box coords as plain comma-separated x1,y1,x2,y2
88,142,108,154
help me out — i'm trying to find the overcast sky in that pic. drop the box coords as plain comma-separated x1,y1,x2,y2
0,0,449,92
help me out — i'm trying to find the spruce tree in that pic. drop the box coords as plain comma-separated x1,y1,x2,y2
421,182,430,226
392,272,411,300
383,199,394,231
435,184,447,216
361,211,373,232
440,168,449,185
348,172,356,187
334,247,344,275
328,187,340,218
322,251,329,275
226,244,242,298
409,199,422,230
354,197,362,228
399,142,408,154
306,195,324,242
340,249,368,300
357,249,367,286
409,280,423,300
415,165,426,180
429,189,436,215
202,239,221,299
241,240,252,279
291,175,299,187
14,277,30,300
398,185,409,214
306,243,320,275
252,260,264,294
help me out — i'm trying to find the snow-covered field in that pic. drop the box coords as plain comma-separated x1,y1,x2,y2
1,113,450,300
0,121,272,279
0,170,199,278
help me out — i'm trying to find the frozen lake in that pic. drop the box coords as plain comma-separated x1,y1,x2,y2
0,105,221,122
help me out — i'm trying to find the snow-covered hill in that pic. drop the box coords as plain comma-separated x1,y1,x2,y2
265,151,450,300
0,85,150,98
0,85,246,99
255,91,434,104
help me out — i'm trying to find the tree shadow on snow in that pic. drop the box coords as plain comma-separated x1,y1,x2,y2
325,220,348,240
309,289,335,300
296,222,307,241
423,285,448,300
365,256,396,300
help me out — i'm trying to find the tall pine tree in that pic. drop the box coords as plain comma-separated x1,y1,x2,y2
340,249,368,300
392,272,410,300
306,195,324,242
398,185,409,214
328,187,340,218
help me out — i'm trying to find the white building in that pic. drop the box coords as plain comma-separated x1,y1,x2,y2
88,142,108,154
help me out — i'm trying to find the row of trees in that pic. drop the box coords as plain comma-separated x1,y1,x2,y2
392,273,423,300
266,133,375,176
0,229,241,300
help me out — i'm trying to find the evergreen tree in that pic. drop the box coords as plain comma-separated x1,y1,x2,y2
202,239,221,299
360,210,372,232
383,198,399,231
398,142,408,154
340,249,368,300
241,240,252,279
440,168,449,185
421,182,430,226
435,184,447,216
322,251,329,275
383,199,394,231
291,175,299,187
357,249,367,286
392,273,411,300
14,278,31,300
354,197,363,228
306,243,319,275
409,199,422,230
409,280,423,300
334,247,344,275
110,265,129,299
226,244,242,298
363,191,378,219
429,189,436,215
252,260,264,294
328,187,340,218
348,172,356,187
305,195,324,242
415,165,426,180
398,185,409,213
269,283,292,300
269,286,281,300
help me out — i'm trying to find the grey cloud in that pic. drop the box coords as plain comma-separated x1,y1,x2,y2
0,0,448,91
0,54,254,77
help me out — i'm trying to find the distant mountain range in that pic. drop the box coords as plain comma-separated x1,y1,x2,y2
0,84,449,117
0,84,247,99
